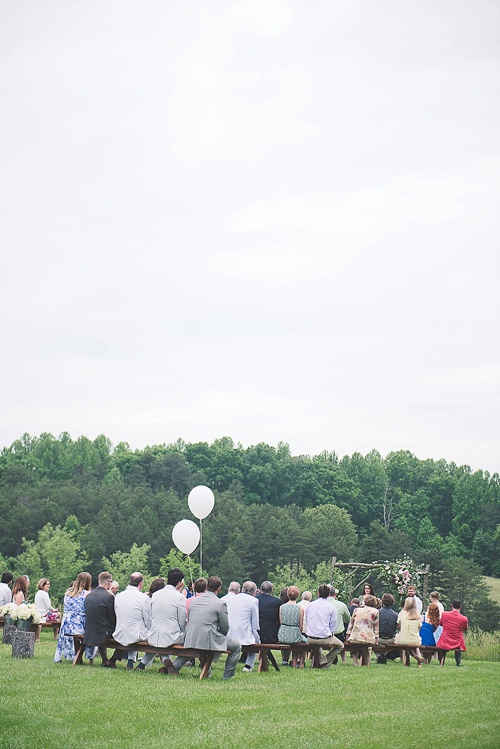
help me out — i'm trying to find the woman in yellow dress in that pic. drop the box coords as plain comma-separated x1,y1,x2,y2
397,596,423,667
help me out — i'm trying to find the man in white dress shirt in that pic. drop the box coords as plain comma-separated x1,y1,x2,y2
226,580,260,672
305,584,344,667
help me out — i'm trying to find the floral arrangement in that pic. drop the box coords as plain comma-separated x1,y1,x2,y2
16,603,41,624
379,555,426,595
0,603,41,624
0,602,20,620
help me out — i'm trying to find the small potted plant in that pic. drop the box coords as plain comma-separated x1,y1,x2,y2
1,602,19,627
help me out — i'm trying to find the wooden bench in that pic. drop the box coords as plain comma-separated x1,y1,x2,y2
72,635,228,680
242,643,311,671
70,636,453,676
242,641,447,669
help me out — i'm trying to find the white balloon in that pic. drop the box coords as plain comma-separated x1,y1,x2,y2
172,519,200,555
188,485,215,520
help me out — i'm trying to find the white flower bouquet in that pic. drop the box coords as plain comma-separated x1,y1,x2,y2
0,602,19,620
16,603,41,624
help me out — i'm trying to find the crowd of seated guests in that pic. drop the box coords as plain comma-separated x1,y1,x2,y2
3,566,467,675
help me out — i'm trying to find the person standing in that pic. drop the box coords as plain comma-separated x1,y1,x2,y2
429,591,444,617
428,591,444,644
437,600,468,666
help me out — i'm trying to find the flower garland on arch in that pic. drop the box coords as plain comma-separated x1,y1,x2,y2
377,555,427,596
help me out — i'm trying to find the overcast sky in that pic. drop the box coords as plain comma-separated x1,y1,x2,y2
1,1,499,474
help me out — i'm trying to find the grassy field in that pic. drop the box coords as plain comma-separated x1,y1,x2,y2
1,632,499,749
483,575,500,602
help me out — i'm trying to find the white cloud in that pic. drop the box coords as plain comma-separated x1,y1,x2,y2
0,0,498,474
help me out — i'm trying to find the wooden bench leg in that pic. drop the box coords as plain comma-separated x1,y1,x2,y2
400,648,411,667
199,652,215,680
360,647,371,666
73,639,85,665
258,649,269,673
311,647,322,668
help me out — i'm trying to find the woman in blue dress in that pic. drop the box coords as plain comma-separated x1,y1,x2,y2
54,572,92,662
420,603,440,646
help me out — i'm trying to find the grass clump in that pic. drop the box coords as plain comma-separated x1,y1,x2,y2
466,629,500,661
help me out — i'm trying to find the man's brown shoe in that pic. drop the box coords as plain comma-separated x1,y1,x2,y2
159,658,179,676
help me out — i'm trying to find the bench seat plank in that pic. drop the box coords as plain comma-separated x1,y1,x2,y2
71,635,228,679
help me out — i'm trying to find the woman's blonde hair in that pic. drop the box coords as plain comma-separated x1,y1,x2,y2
402,596,420,620
67,572,92,597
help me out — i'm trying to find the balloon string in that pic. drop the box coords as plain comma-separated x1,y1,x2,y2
187,554,195,594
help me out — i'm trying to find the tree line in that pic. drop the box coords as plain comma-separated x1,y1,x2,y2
0,432,499,628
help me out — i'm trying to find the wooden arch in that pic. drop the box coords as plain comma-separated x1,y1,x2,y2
330,557,430,601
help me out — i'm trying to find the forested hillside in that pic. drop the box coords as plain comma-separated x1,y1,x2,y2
1,432,499,581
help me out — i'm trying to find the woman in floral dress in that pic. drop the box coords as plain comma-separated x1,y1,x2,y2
346,594,379,666
54,572,92,662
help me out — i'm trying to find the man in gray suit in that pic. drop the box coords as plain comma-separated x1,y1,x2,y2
226,580,259,672
136,567,186,674
174,576,241,679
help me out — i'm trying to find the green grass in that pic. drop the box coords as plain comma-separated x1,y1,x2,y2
483,575,500,602
466,629,500,661
1,632,499,749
